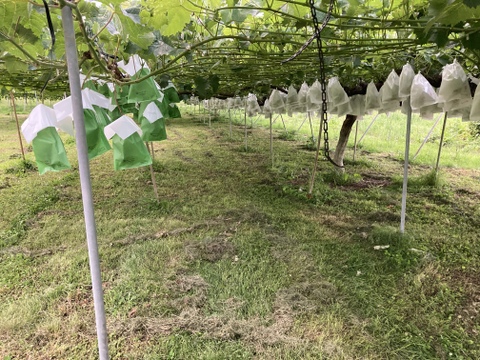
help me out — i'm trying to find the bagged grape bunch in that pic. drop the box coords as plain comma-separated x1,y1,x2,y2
398,64,415,99
327,77,350,115
365,81,381,111
297,82,309,113
381,70,400,102
438,60,472,112
307,80,323,112
263,99,272,118
410,72,439,111
286,85,300,116
470,82,480,122
269,89,286,114
349,95,366,119
21,104,71,174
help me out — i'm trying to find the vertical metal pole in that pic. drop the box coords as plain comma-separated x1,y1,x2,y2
353,120,359,162
400,98,412,234
435,112,448,175
10,91,26,162
229,109,232,138
270,114,273,168
244,102,248,151
61,4,109,359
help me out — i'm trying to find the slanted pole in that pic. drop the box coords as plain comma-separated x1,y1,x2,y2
412,112,443,161
61,4,109,359
357,113,379,145
400,98,412,234
308,111,315,141
435,112,449,175
280,114,287,130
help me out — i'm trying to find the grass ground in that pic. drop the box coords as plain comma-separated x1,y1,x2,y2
1,99,479,359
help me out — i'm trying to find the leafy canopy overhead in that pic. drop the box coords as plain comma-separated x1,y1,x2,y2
0,0,479,97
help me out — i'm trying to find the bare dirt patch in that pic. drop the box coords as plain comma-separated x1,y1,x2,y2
185,237,236,262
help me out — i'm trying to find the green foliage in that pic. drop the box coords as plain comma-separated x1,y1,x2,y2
194,74,220,99
2,0,480,97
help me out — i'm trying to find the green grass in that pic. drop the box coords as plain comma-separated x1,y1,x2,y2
0,102,479,359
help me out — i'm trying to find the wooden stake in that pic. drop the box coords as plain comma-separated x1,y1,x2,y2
150,142,155,161
149,164,159,202
10,91,26,162
145,142,159,202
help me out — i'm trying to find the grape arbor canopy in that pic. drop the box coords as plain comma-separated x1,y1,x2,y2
1,0,480,97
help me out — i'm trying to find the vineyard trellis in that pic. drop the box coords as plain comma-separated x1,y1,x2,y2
1,0,479,98
2,1,480,359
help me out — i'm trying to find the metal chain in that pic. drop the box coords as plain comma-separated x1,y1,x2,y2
308,0,343,168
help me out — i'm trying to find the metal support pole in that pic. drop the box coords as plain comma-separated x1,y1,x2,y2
435,112,448,175
400,98,412,234
61,4,109,359
353,120,359,161
229,109,232,138
270,114,273,167
244,103,248,151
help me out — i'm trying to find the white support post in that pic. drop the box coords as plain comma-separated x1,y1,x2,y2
270,114,273,168
353,120,359,162
229,108,232,138
244,102,248,151
400,98,412,234
61,4,109,359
